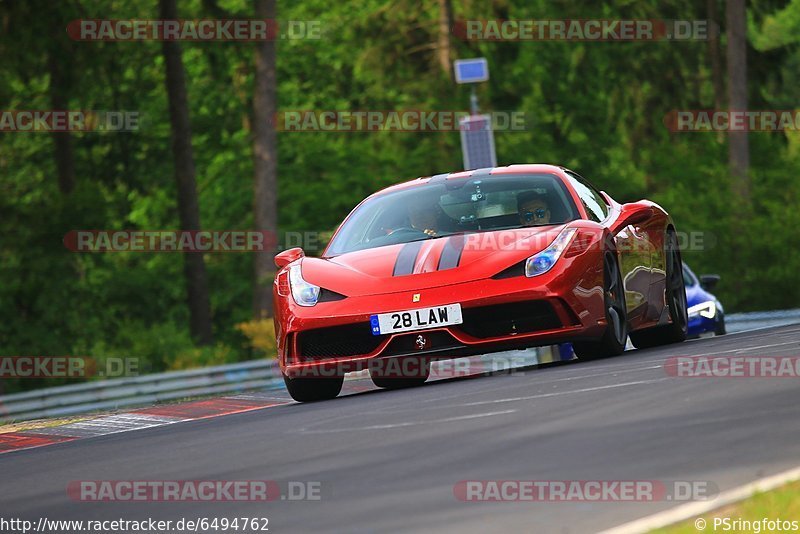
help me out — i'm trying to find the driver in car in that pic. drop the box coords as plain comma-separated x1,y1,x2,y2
517,191,552,226
408,202,440,236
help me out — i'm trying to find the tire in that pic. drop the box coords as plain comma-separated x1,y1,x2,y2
370,358,429,389
715,312,727,336
629,231,688,349
573,251,628,361
283,373,343,402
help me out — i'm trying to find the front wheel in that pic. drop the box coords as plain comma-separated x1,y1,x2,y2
573,251,628,361
283,373,343,402
715,312,727,336
629,230,688,349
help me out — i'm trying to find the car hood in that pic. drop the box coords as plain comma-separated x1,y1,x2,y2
301,226,566,297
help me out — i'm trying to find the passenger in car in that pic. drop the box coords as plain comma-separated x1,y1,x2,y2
517,191,551,226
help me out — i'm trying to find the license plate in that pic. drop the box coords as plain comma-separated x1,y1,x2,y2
370,304,463,336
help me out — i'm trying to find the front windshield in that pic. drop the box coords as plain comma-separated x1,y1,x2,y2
325,173,580,256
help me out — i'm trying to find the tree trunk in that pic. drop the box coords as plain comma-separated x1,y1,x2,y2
252,0,278,319
437,0,453,80
47,20,75,194
726,0,749,202
160,0,214,345
707,0,725,110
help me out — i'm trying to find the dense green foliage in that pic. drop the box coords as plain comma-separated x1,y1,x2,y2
1,0,798,392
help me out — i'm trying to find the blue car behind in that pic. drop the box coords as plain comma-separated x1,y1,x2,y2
683,263,726,337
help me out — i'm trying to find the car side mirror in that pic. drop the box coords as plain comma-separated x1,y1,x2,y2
275,247,304,269
611,202,654,233
700,274,720,291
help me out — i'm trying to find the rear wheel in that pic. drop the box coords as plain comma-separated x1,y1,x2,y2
629,231,688,349
370,358,430,389
573,251,628,361
283,373,343,402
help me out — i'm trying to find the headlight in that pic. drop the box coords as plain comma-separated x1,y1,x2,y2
289,264,320,307
525,228,578,277
688,300,716,319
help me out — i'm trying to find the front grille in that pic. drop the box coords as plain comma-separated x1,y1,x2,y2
296,323,385,361
458,301,561,339
294,301,561,361
382,330,463,356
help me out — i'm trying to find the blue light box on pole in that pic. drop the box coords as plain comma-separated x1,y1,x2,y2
454,58,489,84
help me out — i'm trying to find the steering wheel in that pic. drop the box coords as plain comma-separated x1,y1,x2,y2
387,227,428,237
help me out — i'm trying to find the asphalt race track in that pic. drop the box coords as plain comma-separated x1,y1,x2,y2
2,324,799,533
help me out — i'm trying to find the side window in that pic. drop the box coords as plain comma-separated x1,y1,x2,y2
565,171,608,222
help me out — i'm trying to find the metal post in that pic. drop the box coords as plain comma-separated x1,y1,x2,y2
470,86,479,115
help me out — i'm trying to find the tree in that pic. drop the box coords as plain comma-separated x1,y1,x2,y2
707,0,724,110
47,11,75,195
726,0,749,201
3,0,800,395
160,0,214,345
437,0,453,80
252,0,278,319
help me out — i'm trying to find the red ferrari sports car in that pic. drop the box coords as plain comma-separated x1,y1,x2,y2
273,164,688,401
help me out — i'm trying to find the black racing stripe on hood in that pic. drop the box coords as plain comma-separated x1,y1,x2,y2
393,241,424,276
437,235,465,271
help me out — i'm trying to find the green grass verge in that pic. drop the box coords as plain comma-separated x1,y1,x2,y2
653,480,800,533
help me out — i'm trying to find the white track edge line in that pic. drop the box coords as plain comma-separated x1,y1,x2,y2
598,465,800,534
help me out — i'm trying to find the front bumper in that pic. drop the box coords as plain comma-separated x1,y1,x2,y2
275,265,606,377
687,300,720,336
